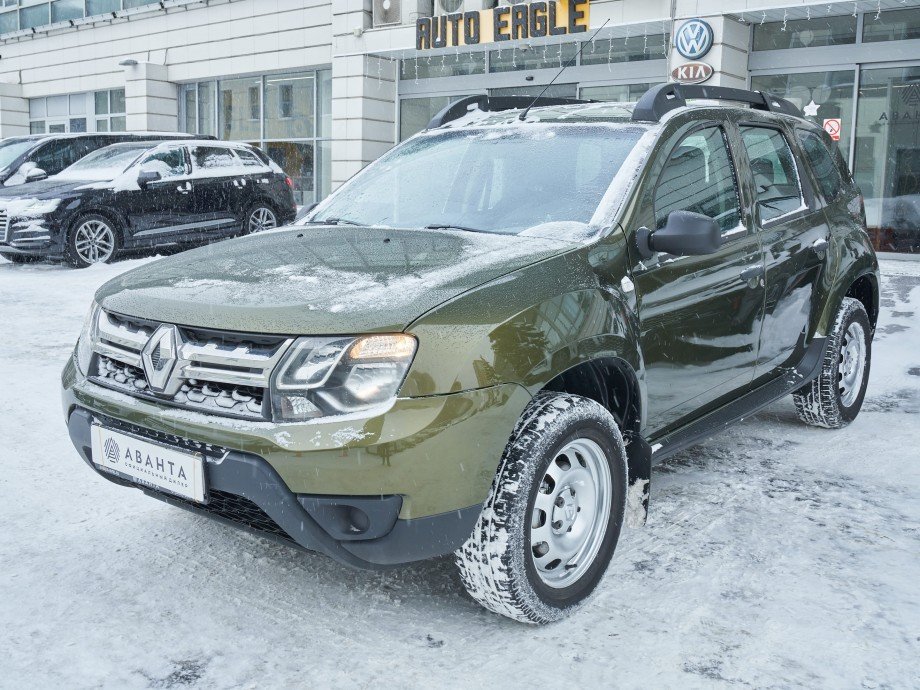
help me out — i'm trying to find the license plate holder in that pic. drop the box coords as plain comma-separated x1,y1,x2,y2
91,424,207,504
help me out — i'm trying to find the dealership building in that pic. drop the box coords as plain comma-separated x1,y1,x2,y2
0,0,917,254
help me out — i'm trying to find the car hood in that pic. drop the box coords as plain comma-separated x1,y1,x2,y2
0,177,96,200
96,226,576,334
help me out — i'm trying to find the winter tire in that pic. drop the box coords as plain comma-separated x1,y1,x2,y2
243,203,278,235
66,214,119,268
455,392,628,624
793,297,872,429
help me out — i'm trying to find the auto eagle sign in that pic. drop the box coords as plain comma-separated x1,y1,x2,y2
675,19,714,60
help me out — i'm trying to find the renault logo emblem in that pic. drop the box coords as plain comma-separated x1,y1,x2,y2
141,324,183,396
675,19,714,60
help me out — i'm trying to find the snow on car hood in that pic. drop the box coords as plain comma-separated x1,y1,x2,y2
0,177,95,201
95,225,576,334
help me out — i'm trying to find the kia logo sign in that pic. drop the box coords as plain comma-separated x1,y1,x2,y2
671,61,713,85
675,19,714,60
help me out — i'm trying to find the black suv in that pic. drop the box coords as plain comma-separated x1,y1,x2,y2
0,140,296,267
0,132,202,187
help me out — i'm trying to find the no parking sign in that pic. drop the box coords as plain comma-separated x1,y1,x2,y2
823,118,842,141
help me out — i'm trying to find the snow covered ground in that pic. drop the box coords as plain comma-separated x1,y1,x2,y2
0,255,918,689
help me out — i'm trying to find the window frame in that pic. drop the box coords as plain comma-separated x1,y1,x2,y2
795,127,845,204
737,121,814,228
650,121,747,244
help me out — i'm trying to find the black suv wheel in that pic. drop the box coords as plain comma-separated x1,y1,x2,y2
66,214,120,268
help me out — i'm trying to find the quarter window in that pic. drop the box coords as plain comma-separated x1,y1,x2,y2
235,148,266,168
740,126,804,223
654,127,742,235
798,130,843,201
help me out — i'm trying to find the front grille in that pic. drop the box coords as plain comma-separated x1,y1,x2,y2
92,412,229,459
0,210,8,243
194,490,293,541
89,311,292,421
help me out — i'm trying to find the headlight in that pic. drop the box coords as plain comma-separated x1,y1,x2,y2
270,334,417,422
21,198,60,216
75,301,100,375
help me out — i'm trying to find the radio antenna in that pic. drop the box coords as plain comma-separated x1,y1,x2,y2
518,18,611,122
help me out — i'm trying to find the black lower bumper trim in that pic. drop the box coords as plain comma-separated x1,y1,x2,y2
66,408,480,569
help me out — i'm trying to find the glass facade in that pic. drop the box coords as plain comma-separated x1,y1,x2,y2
751,71,854,157
753,15,857,50
180,70,332,205
29,89,123,135
752,7,920,253
854,65,920,254
1,0,174,36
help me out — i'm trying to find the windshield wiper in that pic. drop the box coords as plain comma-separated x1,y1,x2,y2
306,217,367,226
424,223,491,234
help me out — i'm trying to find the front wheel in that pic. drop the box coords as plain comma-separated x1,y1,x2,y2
242,203,278,235
793,297,872,428
66,215,119,268
455,393,627,624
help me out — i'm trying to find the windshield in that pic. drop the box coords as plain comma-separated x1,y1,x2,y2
309,125,643,235
0,138,39,171
55,144,151,181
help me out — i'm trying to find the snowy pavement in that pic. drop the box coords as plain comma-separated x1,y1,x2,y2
0,255,918,689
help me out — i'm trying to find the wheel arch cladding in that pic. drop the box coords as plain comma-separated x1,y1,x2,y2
845,272,879,332
541,357,650,527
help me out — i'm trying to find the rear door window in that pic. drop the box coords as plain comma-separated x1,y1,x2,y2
740,126,804,223
654,126,742,236
191,146,237,173
798,129,843,201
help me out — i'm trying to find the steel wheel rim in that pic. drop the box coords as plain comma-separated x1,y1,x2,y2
74,220,115,264
839,321,866,407
530,438,612,589
249,207,277,233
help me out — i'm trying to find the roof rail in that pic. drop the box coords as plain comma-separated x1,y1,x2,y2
631,83,802,122
426,95,592,129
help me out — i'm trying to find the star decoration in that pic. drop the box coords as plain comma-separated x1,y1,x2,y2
803,99,820,117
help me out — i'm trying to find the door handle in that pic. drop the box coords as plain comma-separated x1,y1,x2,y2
176,182,191,194
740,264,765,288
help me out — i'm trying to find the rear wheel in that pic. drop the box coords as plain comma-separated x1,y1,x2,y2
793,297,872,428
66,215,119,268
243,203,278,235
455,393,627,624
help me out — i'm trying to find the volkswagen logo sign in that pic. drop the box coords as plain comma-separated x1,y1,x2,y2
675,18,714,60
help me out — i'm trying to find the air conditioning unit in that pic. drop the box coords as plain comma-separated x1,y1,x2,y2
434,0,497,16
404,0,435,23
373,0,401,26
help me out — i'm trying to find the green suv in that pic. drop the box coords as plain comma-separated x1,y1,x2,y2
62,84,879,624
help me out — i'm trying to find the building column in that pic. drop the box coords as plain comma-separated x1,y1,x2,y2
670,16,750,89
0,82,30,138
331,2,398,190
123,62,178,132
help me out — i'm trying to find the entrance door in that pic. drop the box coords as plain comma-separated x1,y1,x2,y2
631,125,766,436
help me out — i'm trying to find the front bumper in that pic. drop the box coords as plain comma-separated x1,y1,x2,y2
62,358,531,568
0,217,62,258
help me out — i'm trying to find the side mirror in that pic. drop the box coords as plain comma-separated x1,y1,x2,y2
137,169,162,188
25,167,48,183
636,210,721,260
